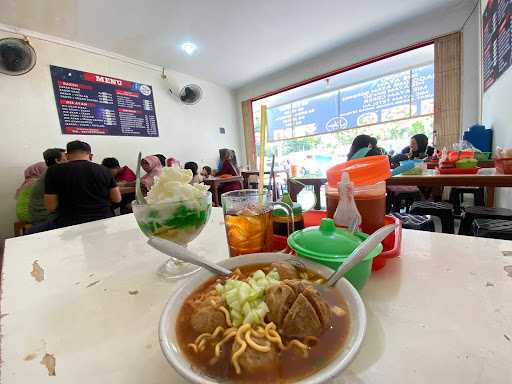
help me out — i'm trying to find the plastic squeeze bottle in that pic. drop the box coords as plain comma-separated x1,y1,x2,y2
333,172,362,233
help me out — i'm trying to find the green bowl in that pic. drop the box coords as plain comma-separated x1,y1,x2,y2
474,152,492,161
287,219,383,290
295,250,377,291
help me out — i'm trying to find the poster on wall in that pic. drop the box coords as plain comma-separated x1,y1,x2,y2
50,65,159,136
483,0,511,91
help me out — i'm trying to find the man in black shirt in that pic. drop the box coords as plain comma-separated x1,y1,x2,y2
45,140,122,227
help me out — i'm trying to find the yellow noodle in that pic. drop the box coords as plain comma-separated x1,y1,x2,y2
194,327,224,345
266,329,285,350
303,336,319,345
232,324,251,374
251,328,266,338
218,306,232,327
214,330,237,357
188,343,198,353
245,331,271,352
286,339,309,357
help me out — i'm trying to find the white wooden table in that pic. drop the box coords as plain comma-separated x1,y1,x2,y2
1,208,512,383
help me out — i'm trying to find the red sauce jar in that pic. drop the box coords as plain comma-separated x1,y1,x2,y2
326,156,391,234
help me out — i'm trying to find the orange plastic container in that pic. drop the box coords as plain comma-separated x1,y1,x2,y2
326,156,391,234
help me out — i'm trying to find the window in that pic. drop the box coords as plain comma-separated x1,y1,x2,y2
252,45,434,176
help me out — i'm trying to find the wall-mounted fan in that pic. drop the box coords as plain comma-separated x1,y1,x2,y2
0,37,37,76
162,68,203,105
171,84,203,105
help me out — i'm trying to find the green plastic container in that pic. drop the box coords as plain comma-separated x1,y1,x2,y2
455,158,478,168
287,218,382,290
474,152,492,161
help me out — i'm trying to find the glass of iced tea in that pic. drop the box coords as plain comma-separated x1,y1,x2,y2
221,189,293,257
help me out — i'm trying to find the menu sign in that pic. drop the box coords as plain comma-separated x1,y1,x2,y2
266,64,434,141
483,0,511,91
50,65,159,136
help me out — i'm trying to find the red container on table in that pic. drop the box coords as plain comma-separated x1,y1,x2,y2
495,158,512,174
447,150,475,161
326,156,391,234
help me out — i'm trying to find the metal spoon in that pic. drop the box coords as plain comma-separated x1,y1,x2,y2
147,237,232,276
135,152,147,204
324,223,397,288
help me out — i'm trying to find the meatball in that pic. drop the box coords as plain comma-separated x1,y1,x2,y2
190,294,227,334
271,261,298,280
265,279,332,338
234,336,278,374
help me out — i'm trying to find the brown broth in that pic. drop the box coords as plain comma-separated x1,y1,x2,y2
176,263,351,383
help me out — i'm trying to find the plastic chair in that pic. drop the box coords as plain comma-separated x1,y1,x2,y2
473,219,512,240
391,213,435,232
410,201,455,233
449,187,485,215
459,206,512,235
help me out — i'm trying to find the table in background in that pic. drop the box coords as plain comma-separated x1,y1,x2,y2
203,176,244,206
240,170,286,189
2,209,512,383
387,171,512,207
426,160,496,169
287,177,327,210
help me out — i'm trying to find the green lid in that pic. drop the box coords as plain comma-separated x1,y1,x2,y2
273,193,303,216
287,218,382,260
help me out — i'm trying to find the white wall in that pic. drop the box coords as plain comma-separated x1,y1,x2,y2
235,0,479,164
462,1,482,130
0,30,241,239
481,0,512,208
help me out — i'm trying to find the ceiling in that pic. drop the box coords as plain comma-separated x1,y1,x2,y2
0,0,468,89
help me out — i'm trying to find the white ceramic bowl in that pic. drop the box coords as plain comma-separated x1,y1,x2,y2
159,253,367,384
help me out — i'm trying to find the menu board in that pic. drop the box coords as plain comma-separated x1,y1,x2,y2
50,65,159,136
266,64,434,141
483,0,511,91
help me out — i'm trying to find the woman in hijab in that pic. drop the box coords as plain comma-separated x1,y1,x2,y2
402,134,435,159
16,162,47,222
347,134,382,160
141,155,162,193
216,151,241,195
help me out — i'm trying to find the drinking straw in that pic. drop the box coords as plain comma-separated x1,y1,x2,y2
258,106,267,208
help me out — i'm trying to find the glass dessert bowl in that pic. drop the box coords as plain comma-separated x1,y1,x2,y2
133,165,213,279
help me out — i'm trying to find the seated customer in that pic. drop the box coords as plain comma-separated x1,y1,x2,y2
141,155,163,193
15,162,47,222
369,137,387,155
401,134,435,160
154,154,166,167
391,133,435,167
102,157,136,214
347,135,382,160
217,152,241,195
44,140,121,227
101,157,136,183
27,148,66,232
200,165,212,179
184,161,202,184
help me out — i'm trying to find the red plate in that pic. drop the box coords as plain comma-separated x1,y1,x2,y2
437,167,480,175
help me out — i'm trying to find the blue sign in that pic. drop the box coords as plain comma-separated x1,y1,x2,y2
266,64,434,141
50,65,159,137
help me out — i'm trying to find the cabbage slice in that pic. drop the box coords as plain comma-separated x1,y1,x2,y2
216,269,280,326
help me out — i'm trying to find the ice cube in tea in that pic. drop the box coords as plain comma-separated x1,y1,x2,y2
224,208,273,257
